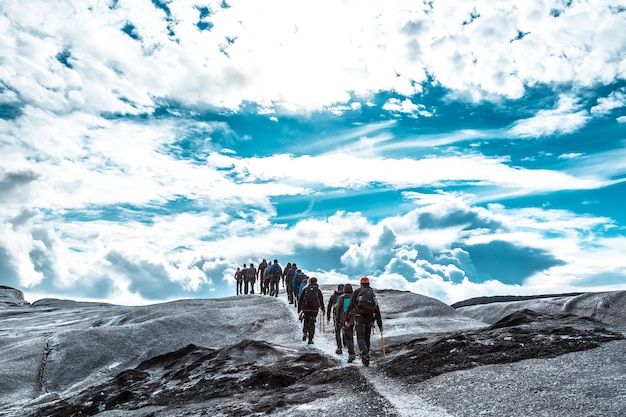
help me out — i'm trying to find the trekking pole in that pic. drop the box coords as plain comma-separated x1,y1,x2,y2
380,329,387,358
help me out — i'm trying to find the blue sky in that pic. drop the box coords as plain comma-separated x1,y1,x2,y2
1,0,626,305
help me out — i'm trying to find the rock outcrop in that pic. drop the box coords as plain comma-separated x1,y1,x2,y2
0,285,29,307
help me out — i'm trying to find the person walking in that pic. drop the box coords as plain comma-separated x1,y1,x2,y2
242,264,249,294
298,277,325,344
247,263,257,295
285,263,297,304
257,259,268,294
234,267,243,295
262,264,271,295
346,277,382,366
327,284,345,354
292,268,308,308
267,259,282,297
336,283,356,363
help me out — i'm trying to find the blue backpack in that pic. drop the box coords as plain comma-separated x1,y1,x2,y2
269,265,281,280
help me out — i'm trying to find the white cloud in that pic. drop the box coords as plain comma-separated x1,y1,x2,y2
382,98,433,118
507,95,589,138
225,152,606,196
591,89,626,115
558,153,583,160
2,0,625,114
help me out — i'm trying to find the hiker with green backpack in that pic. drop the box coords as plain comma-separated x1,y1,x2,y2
335,283,356,362
346,277,383,366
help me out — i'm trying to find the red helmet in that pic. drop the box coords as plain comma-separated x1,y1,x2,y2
359,276,370,284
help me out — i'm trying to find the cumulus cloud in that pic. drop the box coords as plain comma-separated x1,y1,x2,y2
1,0,625,305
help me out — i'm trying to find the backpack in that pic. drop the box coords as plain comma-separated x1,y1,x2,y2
247,266,256,281
301,285,320,310
269,265,281,280
338,296,351,323
356,286,377,313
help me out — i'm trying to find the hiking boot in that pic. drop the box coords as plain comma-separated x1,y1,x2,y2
335,348,343,354
302,334,307,341
348,354,355,363
362,354,370,367
308,339,314,344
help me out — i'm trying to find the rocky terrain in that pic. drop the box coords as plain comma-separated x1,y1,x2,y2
1,286,625,416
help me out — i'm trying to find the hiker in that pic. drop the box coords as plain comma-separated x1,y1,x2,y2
285,263,297,304
247,263,257,295
336,283,356,362
296,270,309,299
242,264,249,294
298,277,325,344
234,267,244,295
267,259,282,296
262,264,271,295
327,284,345,354
257,259,268,294
282,262,291,288
346,277,383,366
292,268,308,308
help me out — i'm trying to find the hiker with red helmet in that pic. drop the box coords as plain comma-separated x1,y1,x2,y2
346,276,383,366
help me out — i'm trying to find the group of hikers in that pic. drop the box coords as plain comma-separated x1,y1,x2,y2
234,259,283,296
234,260,384,367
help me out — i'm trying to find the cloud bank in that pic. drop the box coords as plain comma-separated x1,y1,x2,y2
1,0,626,304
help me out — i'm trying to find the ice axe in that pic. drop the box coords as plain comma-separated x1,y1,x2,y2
380,328,387,359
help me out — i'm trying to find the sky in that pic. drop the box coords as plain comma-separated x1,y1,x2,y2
1,0,626,306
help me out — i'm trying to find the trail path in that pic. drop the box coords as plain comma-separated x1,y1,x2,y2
281,293,455,417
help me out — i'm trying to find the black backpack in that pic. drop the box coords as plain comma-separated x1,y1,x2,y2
301,285,320,310
356,286,377,313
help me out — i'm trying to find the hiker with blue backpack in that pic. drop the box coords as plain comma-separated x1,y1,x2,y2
267,260,282,296
327,284,345,354
346,277,383,366
292,268,308,308
298,277,325,344
285,263,296,304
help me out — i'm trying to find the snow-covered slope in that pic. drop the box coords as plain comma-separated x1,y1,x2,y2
0,286,624,416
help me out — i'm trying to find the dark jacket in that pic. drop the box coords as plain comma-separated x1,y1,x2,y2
247,265,257,283
346,284,382,328
327,290,343,322
293,272,307,294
